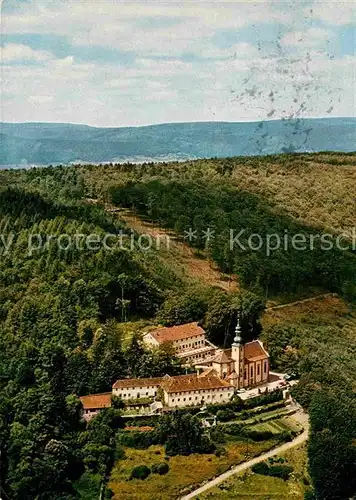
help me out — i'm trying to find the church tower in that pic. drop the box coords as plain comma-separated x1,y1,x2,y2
231,316,244,389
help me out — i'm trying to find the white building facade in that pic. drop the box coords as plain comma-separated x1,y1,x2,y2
112,377,163,400
81,320,270,418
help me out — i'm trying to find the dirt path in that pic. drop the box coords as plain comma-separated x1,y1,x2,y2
96,200,337,306
180,411,309,500
266,293,338,311
110,207,238,292
117,211,338,306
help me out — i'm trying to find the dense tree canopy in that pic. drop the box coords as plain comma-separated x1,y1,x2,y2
1,155,355,499
0,167,185,498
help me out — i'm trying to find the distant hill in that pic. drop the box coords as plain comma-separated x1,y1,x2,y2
1,117,355,166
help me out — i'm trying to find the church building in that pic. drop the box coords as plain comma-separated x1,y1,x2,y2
207,319,270,389
143,317,270,389
80,318,270,418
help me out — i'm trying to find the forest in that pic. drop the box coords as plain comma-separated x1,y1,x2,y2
85,152,356,301
0,153,355,499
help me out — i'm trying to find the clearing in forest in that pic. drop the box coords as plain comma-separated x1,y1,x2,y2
115,207,238,292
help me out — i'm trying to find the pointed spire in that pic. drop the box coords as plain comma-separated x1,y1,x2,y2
232,314,242,346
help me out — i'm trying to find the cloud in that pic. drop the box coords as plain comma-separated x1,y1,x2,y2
2,0,292,58
309,1,356,25
1,0,355,126
28,95,53,104
1,43,52,62
199,42,258,59
281,28,331,48
3,46,353,125
2,1,290,36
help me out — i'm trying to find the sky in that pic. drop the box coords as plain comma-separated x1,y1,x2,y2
1,0,355,127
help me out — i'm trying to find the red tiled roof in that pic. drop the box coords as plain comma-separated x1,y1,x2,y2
146,322,205,343
161,372,231,394
80,393,112,410
212,350,232,364
199,367,217,377
244,340,268,361
112,377,163,389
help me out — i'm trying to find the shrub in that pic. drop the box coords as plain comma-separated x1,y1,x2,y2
222,423,243,437
118,430,160,449
206,396,284,420
130,465,151,480
104,487,114,498
210,426,226,444
244,390,284,409
206,400,243,415
151,462,170,475
243,429,275,441
115,445,126,460
188,435,215,455
277,431,293,442
304,490,316,500
122,415,159,427
252,461,270,475
269,456,286,464
158,462,169,475
214,445,227,457
268,465,293,480
240,401,286,420
252,462,293,480
216,409,236,422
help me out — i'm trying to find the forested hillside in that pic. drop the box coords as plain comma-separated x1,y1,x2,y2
82,151,356,500
0,153,355,499
84,152,356,301
0,167,188,499
1,118,355,165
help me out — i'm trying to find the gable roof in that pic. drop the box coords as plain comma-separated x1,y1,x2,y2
80,393,112,410
212,350,232,364
244,340,269,361
161,372,231,394
145,322,205,344
112,377,164,389
199,367,218,377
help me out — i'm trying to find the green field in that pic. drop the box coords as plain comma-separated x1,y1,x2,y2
200,444,310,500
108,440,279,500
249,417,302,435
107,415,302,499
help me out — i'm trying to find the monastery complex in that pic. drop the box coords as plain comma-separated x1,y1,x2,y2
81,319,270,419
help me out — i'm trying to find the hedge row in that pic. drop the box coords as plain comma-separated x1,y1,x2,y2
244,429,294,442
118,430,161,449
252,461,294,480
122,415,159,427
206,390,284,415
244,390,284,409
216,400,286,422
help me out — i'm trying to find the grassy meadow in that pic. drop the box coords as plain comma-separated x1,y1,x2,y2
108,439,279,500
200,444,310,500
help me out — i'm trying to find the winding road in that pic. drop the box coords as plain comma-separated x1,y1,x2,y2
180,411,309,500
